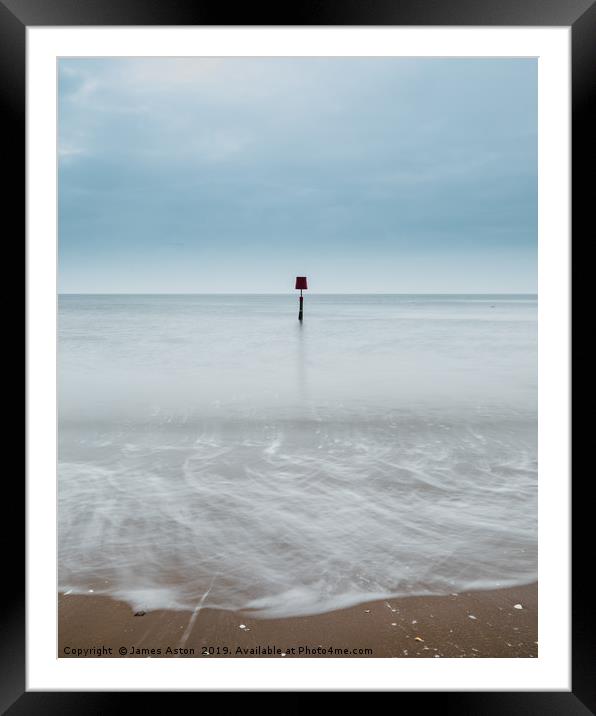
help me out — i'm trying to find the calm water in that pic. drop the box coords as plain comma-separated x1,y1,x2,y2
58,294,537,617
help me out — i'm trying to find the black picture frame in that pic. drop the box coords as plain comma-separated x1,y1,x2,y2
8,0,592,708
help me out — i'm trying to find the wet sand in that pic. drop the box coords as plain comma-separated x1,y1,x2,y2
59,582,537,658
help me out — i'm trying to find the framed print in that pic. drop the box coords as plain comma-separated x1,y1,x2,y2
8,0,592,707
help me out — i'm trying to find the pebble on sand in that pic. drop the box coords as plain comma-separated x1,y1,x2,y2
514,604,523,610
468,614,477,620
239,624,246,629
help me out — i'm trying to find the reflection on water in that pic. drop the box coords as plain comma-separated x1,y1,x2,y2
296,320,308,401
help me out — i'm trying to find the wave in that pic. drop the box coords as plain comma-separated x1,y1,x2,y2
58,415,537,617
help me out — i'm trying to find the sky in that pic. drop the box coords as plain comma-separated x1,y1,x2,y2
58,57,537,294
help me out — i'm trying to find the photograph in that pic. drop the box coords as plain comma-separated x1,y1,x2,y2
56,55,539,660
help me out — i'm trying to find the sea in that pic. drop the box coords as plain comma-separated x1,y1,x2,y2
58,294,537,617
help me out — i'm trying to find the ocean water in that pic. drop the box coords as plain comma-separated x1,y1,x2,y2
58,294,537,617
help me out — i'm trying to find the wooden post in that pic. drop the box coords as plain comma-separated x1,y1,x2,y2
295,277,308,321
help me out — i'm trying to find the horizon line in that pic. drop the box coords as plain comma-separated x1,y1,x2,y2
58,291,538,296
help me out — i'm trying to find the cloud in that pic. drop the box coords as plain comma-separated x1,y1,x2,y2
58,57,537,293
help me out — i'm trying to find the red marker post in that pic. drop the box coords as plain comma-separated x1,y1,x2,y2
295,276,308,322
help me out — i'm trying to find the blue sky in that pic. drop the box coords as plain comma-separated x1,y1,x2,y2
58,57,537,293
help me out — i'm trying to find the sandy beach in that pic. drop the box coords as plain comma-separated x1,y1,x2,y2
59,582,536,658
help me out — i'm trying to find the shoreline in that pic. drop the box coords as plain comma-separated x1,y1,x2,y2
59,582,537,658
